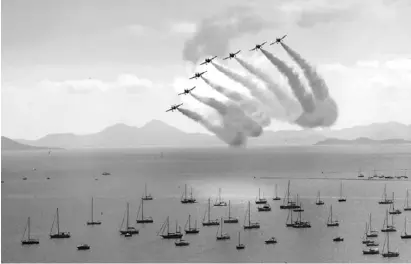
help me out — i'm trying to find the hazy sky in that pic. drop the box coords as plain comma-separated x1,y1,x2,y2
2,0,411,139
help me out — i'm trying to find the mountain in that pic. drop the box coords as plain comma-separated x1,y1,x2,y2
1,136,58,151
13,121,411,149
315,137,411,146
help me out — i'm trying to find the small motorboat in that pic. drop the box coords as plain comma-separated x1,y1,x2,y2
258,204,271,212
102,172,111,176
175,239,189,246
333,236,344,242
77,244,90,250
265,237,277,244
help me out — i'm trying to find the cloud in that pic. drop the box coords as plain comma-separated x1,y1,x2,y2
40,74,154,94
170,22,197,34
385,58,411,71
182,4,276,63
297,5,358,28
127,24,147,36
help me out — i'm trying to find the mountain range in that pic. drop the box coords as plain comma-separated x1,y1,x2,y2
8,120,411,149
1,136,61,151
315,137,411,145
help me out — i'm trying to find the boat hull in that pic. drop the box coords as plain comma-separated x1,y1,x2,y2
120,230,139,235
136,219,154,224
181,200,197,204
381,228,396,232
77,246,90,250
236,244,245,250
401,234,411,239
50,233,70,239
86,221,101,225
202,221,219,226
244,224,260,229
21,240,39,245
224,218,239,224
382,252,399,257
327,223,339,227
161,233,183,239
280,204,300,209
272,197,281,201
363,250,379,255
185,229,200,234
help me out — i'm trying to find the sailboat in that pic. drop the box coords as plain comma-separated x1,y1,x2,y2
337,181,346,202
366,213,378,237
285,209,294,227
378,184,393,204
381,209,396,232
21,217,39,245
158,216,183,239
293,210,311,228
181,184,196,204
243,201,260,229
136,197,154,223
389,192,402,215
236,231,245,249
258,203,272,212
255,188,267,204
315,191,325,205
214,188,227,206
400,216,411,239
403,189,411,211
49,208,71,238
357,168,364,178
326,205,339,227
142,183,153,201
216,217,230,240
184,214,199,234
272,184,281,201
293,195,304,212
224,200,239,223
381,231,399,257
280,180,299,209
202,198,219,226
119,202,139,235
87,197,102,225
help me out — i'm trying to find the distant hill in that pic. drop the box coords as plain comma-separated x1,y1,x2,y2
315,137,411,146
1,136,59,151
13,120,411,149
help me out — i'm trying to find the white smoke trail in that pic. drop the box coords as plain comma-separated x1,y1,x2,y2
201,76,271,127
281,43,329,101
260,49,316,114
178,108,247,146
190,93,263,137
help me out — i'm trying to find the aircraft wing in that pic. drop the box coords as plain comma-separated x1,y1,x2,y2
189,86,196,92
281,35,287,40
178,92,184,96
200,61,206,65
166,108,172,112
200,71,207,75
189,76,196,80
250,47,257,51
261,41,267,46
235,50,241,55
211,56,217,60
223,56,230,60
176,103,183,108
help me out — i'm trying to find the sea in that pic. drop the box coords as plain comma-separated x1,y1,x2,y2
1,146,411,263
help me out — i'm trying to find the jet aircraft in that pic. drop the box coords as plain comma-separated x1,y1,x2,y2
178,86,196,96
200,56,217,65
250,41,267,51
270,35,287,45
166,103,183,112
223,50,241,60
189,71,207,80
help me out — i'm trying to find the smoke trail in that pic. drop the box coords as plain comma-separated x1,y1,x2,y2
281,43,329,101
191,93,263,137
235,57,293,105
178,108,247,147
201,76,271,127
294,97,338,128
260,49,316,114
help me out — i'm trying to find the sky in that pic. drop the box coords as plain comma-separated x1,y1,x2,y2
1,0,411,140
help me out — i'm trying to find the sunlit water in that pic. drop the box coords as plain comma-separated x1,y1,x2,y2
1,146,411,263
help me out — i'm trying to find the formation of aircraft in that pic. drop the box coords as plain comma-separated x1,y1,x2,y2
223,50,241,60
166,103,183,112
270,35,287,45
168,35,288,114
250,41,267,51
189,71,207,80
178,86,196,96
200,56,217,65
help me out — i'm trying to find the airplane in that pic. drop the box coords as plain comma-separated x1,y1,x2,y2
189,71,207,80
250,41,267,51
223,50,241,60
166,103,183,112
178,86,196,96
200,56,217,65
270,35,287,45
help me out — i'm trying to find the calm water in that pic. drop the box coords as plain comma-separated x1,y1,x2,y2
1,146,411,263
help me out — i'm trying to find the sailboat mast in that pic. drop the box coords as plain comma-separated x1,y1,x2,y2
330,205,333,222
91,197,94,222
185,184,187,200
126,202,129,228
28,217,31,240
259,188,261,200
287,180,290,203
208,198,211,222
141,198,144,220
275,184,278,197
188,215,191,229
220,217,223,236
248,201,251,225
145,183,147,197
57,208,60,234
369,213,372,231
167,216,170,234
238,231,240,245
228,200,231,218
